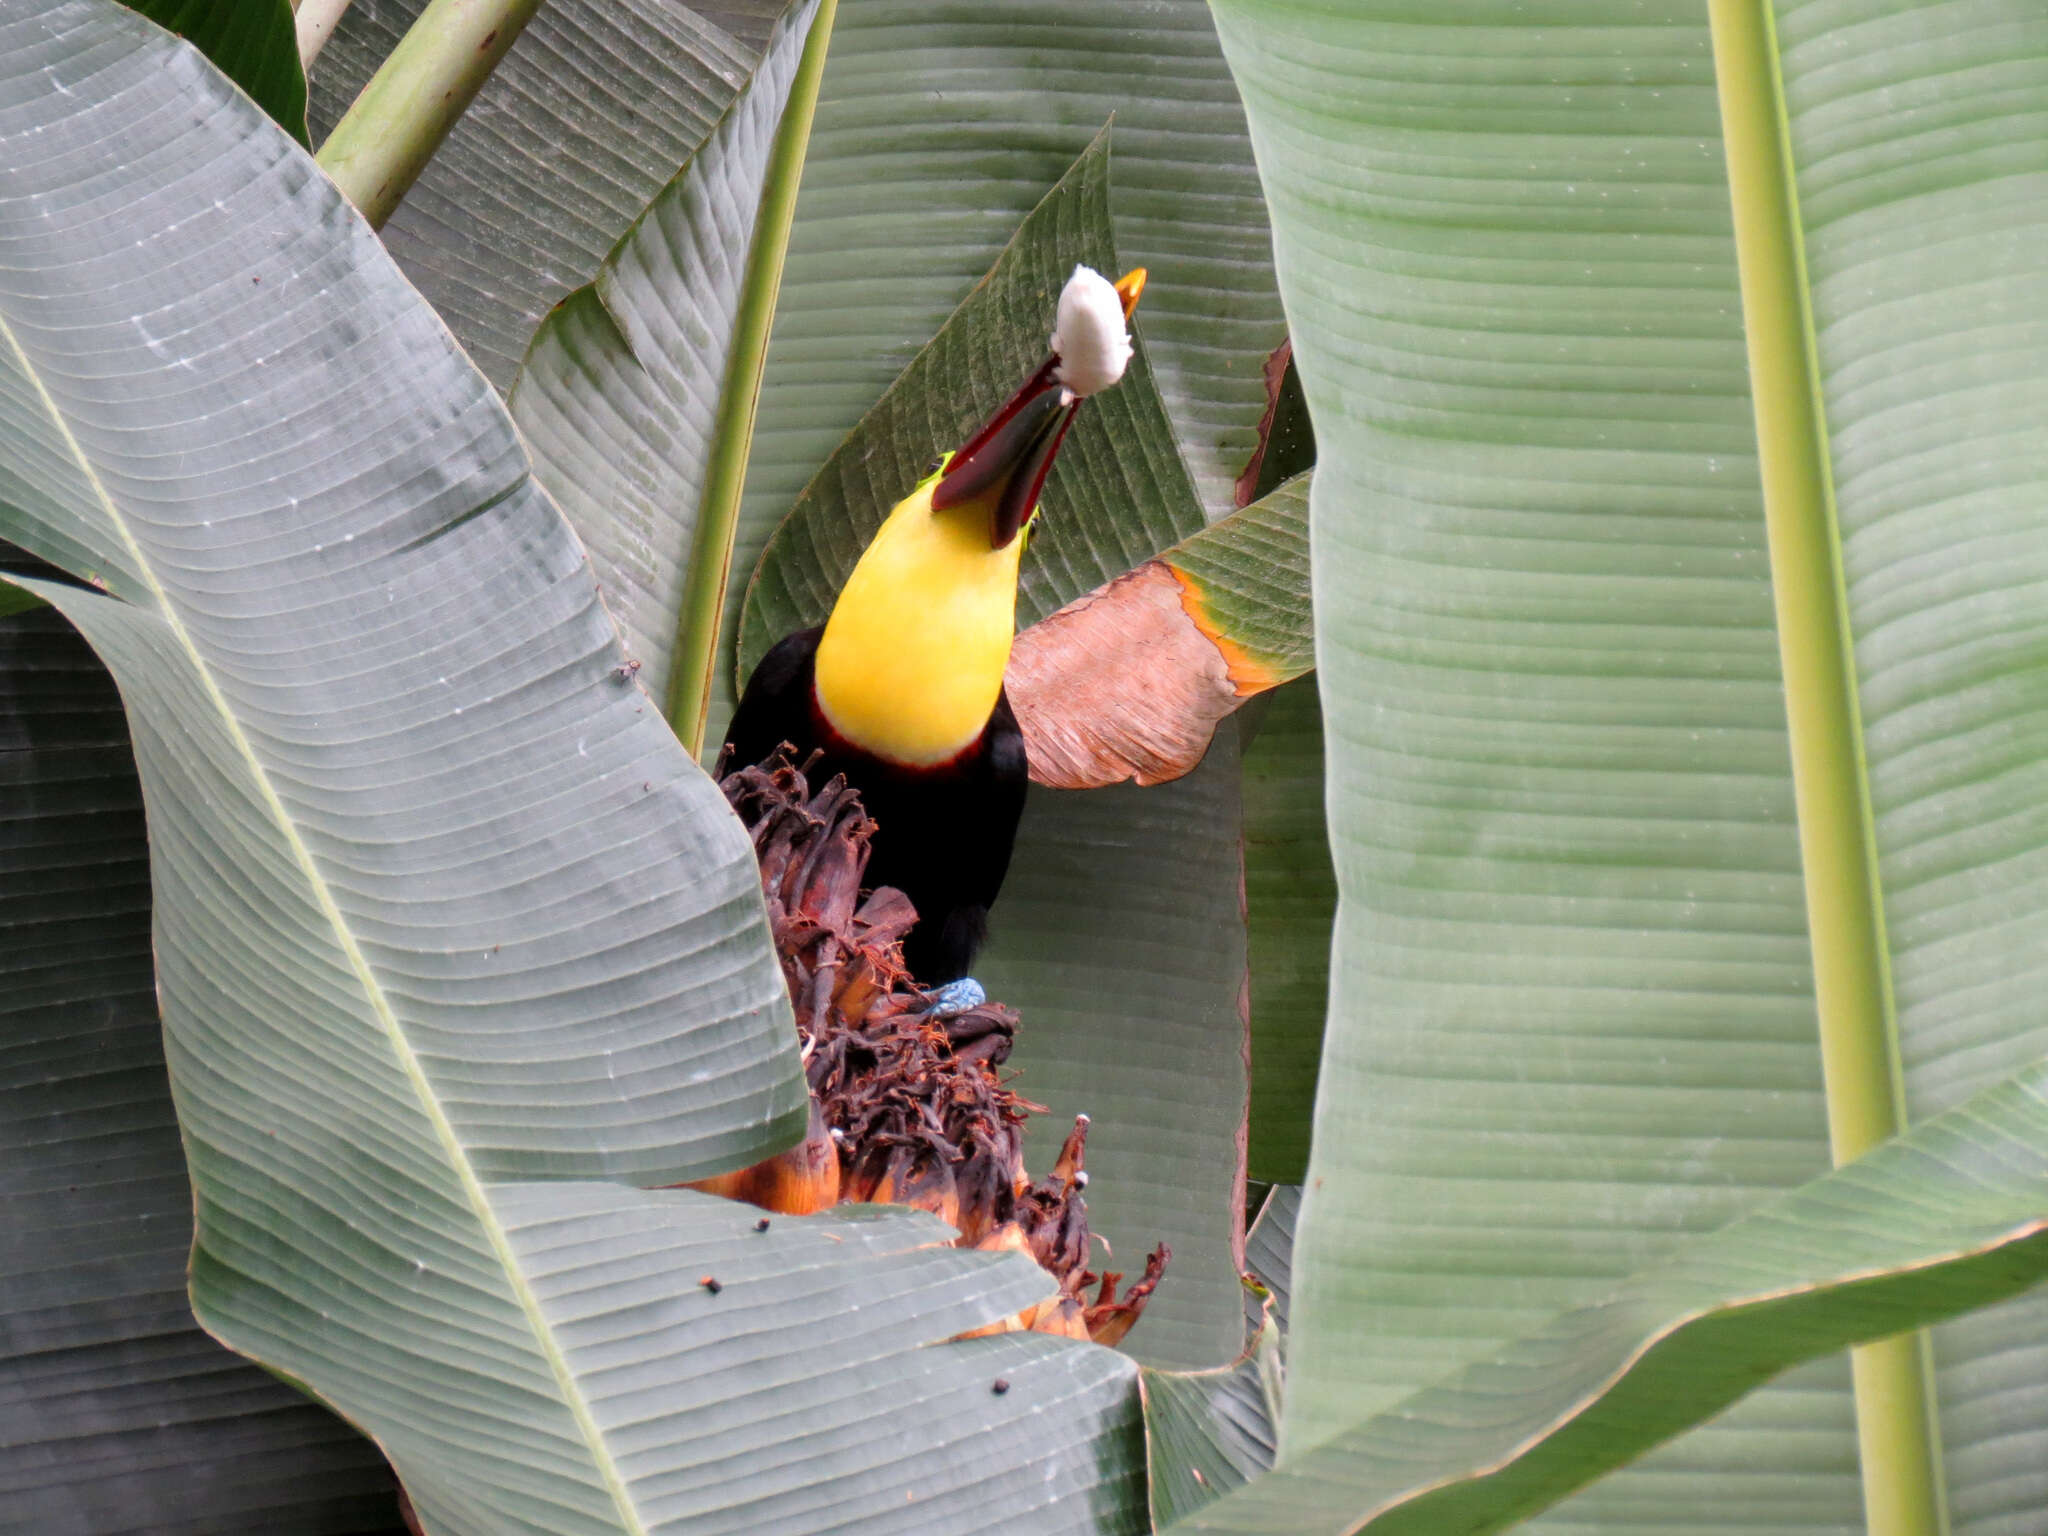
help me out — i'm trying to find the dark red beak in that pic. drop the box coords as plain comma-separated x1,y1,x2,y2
930,268,1147,550
929,357,1075,549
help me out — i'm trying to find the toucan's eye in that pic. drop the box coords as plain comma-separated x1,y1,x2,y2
922,455,943,478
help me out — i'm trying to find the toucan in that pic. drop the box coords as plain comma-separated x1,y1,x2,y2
724,265,1145,1008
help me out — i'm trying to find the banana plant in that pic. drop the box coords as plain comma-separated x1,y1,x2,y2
12,0,2048,1534
493,3,1309,1372
0,10,1140,1534
1194,0,2048,1531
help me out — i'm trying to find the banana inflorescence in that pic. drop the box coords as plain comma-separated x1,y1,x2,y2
696,749,1168,1346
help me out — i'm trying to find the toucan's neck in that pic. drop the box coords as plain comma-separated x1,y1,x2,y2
812,477,1026,767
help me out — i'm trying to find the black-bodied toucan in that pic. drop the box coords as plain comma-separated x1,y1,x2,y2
724,265,1145,1003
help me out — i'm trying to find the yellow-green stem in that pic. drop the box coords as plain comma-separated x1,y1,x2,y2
1706,4,1947,1534
315,0,544,229
665,0,838,756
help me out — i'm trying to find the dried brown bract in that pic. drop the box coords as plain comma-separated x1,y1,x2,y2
698,748,1168,1346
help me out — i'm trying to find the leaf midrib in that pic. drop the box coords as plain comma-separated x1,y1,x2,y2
1704,2,1944,1531
0,305,648,1536
667,0,834,756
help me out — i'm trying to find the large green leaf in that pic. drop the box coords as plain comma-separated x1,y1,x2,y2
707,0,1286,747
509,0,818,716
1772,2,2048,1523
3,1,800,1189
737,132,1250,1371
0,603,401,1535
307,0,780,389
124,0,307,144
1211,0,1838,1478
369,1189,1148,1536
1170,1053,2048,1534
1212,0,2048,1527
0,9,1147,1529
978,749,1252,1372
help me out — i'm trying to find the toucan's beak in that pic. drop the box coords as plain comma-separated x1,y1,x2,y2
931,269,1146,549
928,355,1070,550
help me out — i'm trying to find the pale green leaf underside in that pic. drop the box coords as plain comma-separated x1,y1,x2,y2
1204,14,1850,1526
0,608,399,1532
1215,0,2048,1529
511,0,819,705
1780,3,2048,1523
1168,1056,2048,1534
307,0,778,390
1,3,801,1190
738,130,1250,1371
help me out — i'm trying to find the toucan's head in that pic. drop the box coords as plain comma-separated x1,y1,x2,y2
928,265,1146,550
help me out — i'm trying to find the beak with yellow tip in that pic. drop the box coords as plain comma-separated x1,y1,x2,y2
930,265,1146,549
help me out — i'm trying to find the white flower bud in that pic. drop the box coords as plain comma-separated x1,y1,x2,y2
1050,264,1132,400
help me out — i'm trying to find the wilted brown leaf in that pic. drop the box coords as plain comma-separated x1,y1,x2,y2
1006,561,1242,790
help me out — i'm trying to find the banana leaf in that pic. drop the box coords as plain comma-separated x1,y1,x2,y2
307,0,781,388
0,9,1147,1529
510,0,819,713
1208,0,2048,1526
0,602,402,1534
1171,1053,2048,1533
